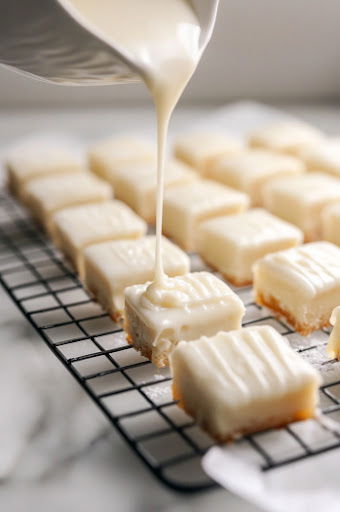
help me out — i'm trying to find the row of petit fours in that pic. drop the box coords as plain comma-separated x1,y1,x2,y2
7,121,340,246
6,122,340,339
3,122,339,440
88,123,340,245
6,121,340,341
5,180,323,445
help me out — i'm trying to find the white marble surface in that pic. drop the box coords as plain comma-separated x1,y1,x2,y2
1,103,340,512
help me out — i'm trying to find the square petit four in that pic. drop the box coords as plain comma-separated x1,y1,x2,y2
170,326,321,441
7,142,83,200
52,200,147,277
124,272,245,367
326,306,340,360
163,180,249,251
263,173,340,241
208,149,304,206
197,209,303,286
89,135,155,183
248,120,323,156
83,236,189,321
24,173,112,235
253,242,340,335
173,131,243,175
300,138,340,178
322,202,340,246
111,159,197,223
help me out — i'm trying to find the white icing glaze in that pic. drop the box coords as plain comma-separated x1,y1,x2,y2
84,236,190,316
125,272,245,366
174,131,242,172
163,179,248,215
114,158,196,191
53,200,146,247
25,172,112,212
257,242,340,298
172,325,321,404
89,135,155,168
87,235,189,273
249,121,323,153
199,208,303,247
265,172,340,203
212,150,304,182
302,138,340,176
143,271,235,309
65,0,204,287
8,145,82,181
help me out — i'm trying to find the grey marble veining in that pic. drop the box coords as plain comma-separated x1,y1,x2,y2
1,104,340,511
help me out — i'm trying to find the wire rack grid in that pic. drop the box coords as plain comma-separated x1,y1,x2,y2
1,189,340,492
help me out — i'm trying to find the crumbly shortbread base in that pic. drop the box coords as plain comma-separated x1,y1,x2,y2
173,382,317,442
255,291,332,336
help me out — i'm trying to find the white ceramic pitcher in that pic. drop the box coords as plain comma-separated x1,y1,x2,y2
0,0,219,85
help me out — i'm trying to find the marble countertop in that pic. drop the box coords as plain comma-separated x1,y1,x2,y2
1,103,340,512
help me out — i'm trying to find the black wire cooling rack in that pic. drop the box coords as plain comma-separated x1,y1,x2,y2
1,189,340,492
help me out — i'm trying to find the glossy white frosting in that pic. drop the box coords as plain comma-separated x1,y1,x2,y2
265,172,340,204
89,135,155,175
83,236,190,315
302,138,340,177
163,179,248,216
249,121,323,154
53,200,146,248
199,208,303,247
7,144,82,183
115,158,196,193
209,149,304,206
173,326,320,398
255,241,340,298
124,272,245,367
212,149,304,181
25,172,112,213
85,235,188,277
143,271,237,308
170,326,321,438
174,131,243,173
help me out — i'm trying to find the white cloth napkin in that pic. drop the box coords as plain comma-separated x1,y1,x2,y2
203,445,340,512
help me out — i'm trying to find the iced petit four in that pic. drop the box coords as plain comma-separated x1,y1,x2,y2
254,242,340,335
170,326,321,441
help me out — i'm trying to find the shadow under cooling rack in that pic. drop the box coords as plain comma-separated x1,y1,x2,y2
1,190,340,492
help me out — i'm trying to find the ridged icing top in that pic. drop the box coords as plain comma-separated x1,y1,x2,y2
84,235,189,275
255,241,340,297
171,325,321,400
26,172,112,210
7,142,82,180
89,135,155,165
174,131,242,163
264,172,340,203
249,121,323,152
143,271,237,308
199,208,303,246
115,158,196,191
212,149,304,185
164,179,248,213
301,138,340,175
53,200,146,245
